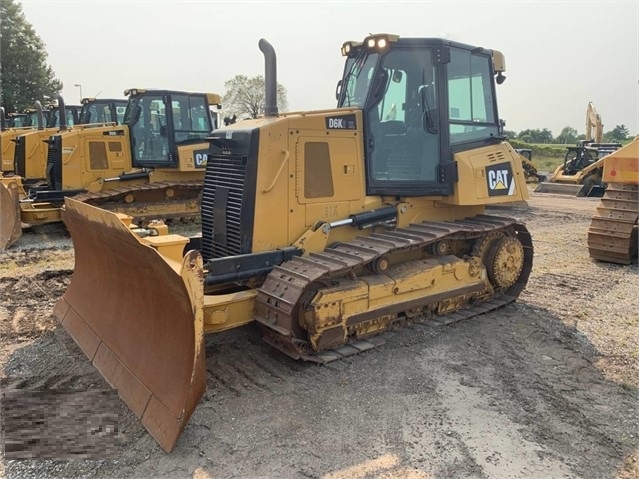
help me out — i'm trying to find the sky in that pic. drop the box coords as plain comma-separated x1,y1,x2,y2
15,0,639,137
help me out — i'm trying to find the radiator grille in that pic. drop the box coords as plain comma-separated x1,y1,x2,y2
46,136,62,190
14,137,25,176
201,153,248,260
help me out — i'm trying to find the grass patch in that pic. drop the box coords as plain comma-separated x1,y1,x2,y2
509,140,567,172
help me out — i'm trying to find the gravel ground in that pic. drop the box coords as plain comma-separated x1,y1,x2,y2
1,190,637,479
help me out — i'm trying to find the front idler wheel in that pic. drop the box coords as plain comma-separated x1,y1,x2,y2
484,236,525,290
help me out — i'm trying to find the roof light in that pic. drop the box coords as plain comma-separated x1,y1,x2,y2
341,41,363,56
124,88,145,96
363,33,399,52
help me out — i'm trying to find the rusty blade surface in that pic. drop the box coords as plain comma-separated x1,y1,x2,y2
54,198,206,452
0,179,22,250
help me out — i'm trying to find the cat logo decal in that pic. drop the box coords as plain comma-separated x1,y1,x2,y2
486,163,515,196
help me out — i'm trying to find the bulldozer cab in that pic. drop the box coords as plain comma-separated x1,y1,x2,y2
22,108,48,128
46,105,81,128
6,113,27,128
78,98,128,125
338,35,504,197
123,90,218,168
516,148,532,161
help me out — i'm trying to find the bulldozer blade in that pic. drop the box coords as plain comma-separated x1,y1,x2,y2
53,198,206,452
586,184,607,198
0,179,22,250
533,182,586,196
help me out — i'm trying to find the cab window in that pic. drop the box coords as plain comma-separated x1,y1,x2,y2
129,95,171,164
171,95,213,145
447,48,498,145
367,48,440,184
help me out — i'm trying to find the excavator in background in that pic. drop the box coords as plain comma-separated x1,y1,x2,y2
585,101,603,143
515,148,546,182
587,137,638,264
55,35,534,452
535,102,622,196
0,88,221,249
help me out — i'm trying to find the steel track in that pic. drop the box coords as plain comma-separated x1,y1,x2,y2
588,183,639,264
254,215,533,363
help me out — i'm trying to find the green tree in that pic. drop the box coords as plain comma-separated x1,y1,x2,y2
0,0,62,112
606,125,629,142
556,126,579,145
502,129,517,140
516,128,554,144
222,74,287,120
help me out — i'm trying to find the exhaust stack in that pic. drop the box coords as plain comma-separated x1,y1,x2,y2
259,39,278,117
56,93,68,131
35,101,44,130
0,107,6,131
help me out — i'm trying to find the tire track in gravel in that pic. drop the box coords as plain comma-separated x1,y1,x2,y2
430,308,639,479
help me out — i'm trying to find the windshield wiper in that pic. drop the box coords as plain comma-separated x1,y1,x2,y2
340,49,368,107
419,70,438,134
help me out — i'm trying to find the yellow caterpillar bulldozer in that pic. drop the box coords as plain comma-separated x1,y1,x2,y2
10,95,127,184
515,148,546,182
535,102,622,196
1,102,49,174
587,137,638,264
55,35,534,452
0,89,221,249
0,101,81,174
0,95,125,248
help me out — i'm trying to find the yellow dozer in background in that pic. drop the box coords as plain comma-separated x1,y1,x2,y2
1,102,49,174
1,101,82,175
55,35,534,452
515,148,546,182
587,137,638,264
1,102,82,247
10,94,127,184
0,89,221,249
